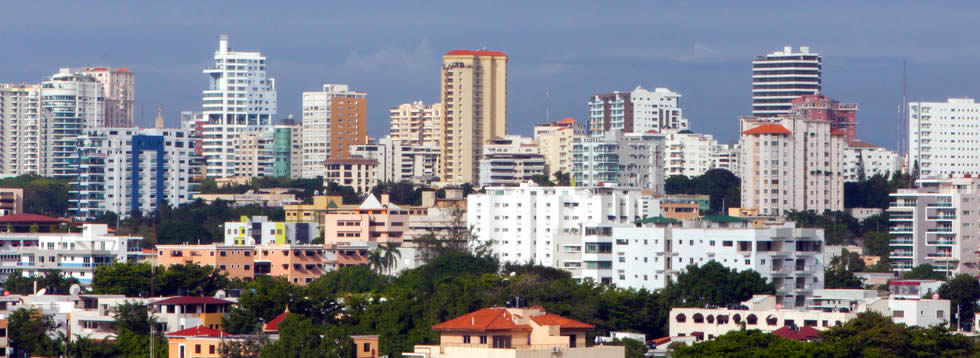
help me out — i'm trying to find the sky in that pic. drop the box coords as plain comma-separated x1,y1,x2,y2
3,1,980,150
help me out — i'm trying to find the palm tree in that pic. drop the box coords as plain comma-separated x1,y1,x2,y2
380,242,402,275
367,249,384,274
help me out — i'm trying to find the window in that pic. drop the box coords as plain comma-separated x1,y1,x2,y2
363,343,371,352
210,345,215,354
195,344,201,354
937,310,944,319
893,310,904,318
480,336,488,344
463,335,471,344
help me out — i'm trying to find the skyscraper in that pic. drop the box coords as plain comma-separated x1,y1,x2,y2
0,84,43,176
790,94,858,141
201,34,277,178
43,69,105,178
81,67,134,128
390,101,442,148
588,86,687,136
300,84,367,178
440,49,508,185
752,46,822,117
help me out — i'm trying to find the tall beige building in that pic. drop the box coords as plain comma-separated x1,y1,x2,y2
390,101,443,148
739,116,846,216
440,49,507,185
533,118,584,180
80,67,135,128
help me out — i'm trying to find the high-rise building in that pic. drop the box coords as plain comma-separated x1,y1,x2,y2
752,46,822,117
390,101,442,148
324,156,378,194
478,135,546,187
711,143,740,174
71,127,202,220
664,130,719,179
588,86,687,137
467,183,659,283
181,111,206,156
533,118,585,181
273,124,303,179
440,50,508,185
301,84,367,178
572,130,666,193
843,140,902,182
908,98,980,178
739,116,846,216
201,34,277,178
80,67,134,128
888,177,980,276
0,84,43,176
790,94,858,142
43,68,105,178
350,136,441,184
232,129,276,179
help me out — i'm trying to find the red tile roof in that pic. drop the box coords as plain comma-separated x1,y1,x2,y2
445,49,507,57
264,308,291,331
771,326,821,341
559,117,576,124
150,296,233,305
0,213,68,224
831,129,848,136
166,325,229,337
432,308,532,332
847,140,881,148
117,68,131,73
530,313,594,329
741,124,791,135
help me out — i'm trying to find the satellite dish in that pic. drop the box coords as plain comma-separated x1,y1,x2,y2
70,284,82,296
35,288,47,296
215,290,227,299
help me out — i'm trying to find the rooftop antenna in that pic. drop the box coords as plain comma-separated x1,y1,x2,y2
545,89,551,123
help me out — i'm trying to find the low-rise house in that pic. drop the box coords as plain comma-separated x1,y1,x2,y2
149,296,233,333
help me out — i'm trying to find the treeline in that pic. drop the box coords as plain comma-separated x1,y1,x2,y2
665,169,740,214
674,312,975,357
0,174,71,217
844,172,915,209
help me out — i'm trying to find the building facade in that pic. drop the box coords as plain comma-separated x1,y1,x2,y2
0,188,23,216
0,224,143,284
44,69,106,178
440,50,508,185
273,124,303,179
613,219,825,308
908,98,980,179
0,84,43,177
790,94,858,142
478,135,546,187
739,116,846,216
843,140,902,182
80,67,134,128
467,183,659,283
323,156,378,194
533,118,584,181
888,177,980,275
350,136,440,184
201,35,277,178
572,130,666,193
71,127,202,220
665,130,719,179
301,84,368,178
752,46,822,117
390,101,442,148
223,216,319,246
588,86,687,136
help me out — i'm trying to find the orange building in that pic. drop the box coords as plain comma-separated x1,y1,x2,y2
150,296,234,332
156,244,325,285
323,194,408,245
165,325,229,358
660,202,701,220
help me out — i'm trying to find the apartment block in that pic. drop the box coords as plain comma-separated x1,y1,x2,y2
478,135,546,187
739,116,845,216
322,194,408,245
752,46,822,117
613,218,825,308
843,140,902,182
790,94,858,142
201,35,277,178
533,118,585,180
156,243,325,285
80,67,135,128
0,223,144,284
467,183,659,283
45,69,106,178
232,129,275,179
223,216,319,246
908,98,980,178
664,130,719,179
71,127,202,220
0,83,43,176
888,177,980,275
712,143,740,174
301,84,368,178
390,101,442,147
440,50,508,185
273,123,303,179
0,188,23,216
572,130,666,193
323,156,379,194
350,136,440,184
588,86,687,137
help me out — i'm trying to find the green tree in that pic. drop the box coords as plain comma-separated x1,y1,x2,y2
673,329,826,357
554,171,572,186
664,169,740,214
8,308,60,357
380,241,402,275
663,261,775,308
824,267,865,289
903,264,947,280
414,206,491,262
2,269,80,295
92,262,153,297
0,174,71,217
530,174,555,186
367,249,385,275
259,315,354,357
610,338,648,358
112,301,153,335
219,326,270,358
820,311,973,357
66,336,119,357
829,251,866,272
862,231,892,259
223,276,304,334
939,274,980,330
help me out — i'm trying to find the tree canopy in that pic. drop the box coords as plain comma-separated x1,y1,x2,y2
664,169,740,214
92,262,230,297
0,174,71,217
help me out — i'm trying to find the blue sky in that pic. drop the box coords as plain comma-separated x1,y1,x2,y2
2,1,979,149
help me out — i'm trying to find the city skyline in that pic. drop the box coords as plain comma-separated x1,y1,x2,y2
3,2,980,150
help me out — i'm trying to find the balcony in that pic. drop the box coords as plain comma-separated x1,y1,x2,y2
927,227,953,233
889,239,914,246
926,252,954,258
926,240,956,246
890,252,913,258
927,215,956,220
927,202,953,207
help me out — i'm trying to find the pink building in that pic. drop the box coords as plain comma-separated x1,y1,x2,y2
790,94,858,141
82,67,135,128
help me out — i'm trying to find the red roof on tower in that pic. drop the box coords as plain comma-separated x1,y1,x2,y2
445,49,507,57
741,124,791,135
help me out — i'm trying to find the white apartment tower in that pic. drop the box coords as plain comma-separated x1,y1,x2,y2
201,35,277,178
0,84,43,176
908,98,980,178
301,84,368,178
478,135,546,187
888,177,980,276
467,183,659,283
79,67,135,128
739,116,845,216
71,128,202,220
390,101,443,148
572,130,667,193
843,140,902,182
665,130,719,179
588,86,687,137
752,47,822,117
534,118,585,180
44,69,105,178
350,136,441,184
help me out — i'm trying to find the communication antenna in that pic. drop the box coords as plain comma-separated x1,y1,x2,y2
545,89,551,123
